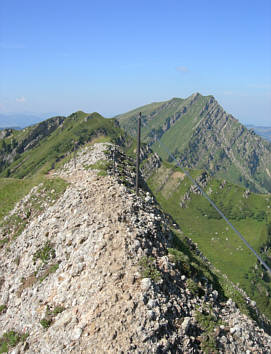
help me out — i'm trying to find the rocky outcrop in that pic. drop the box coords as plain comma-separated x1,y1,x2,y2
0,143,271,353
0,129,13,140
177,96,271,193
140,145,161,179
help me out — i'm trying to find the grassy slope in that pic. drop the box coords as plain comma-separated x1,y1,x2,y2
0,176,69,222
0,178,40,221
152,95,208,160
0,112,124,254
116,100,168,135
116,94,209,152
147,162,271,319
139,98,185,140
117,98,189,142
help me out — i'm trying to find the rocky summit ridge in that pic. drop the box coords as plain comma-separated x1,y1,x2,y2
1,143,271,353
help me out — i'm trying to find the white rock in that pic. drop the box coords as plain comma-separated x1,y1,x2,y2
72,327,82,340
212,290,218,300
181,317,191,333
147,299,157,309
141,278,152,291
230,327,236,334
147,310,155,320
226,298,233,306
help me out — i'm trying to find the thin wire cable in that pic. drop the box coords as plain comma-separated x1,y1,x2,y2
156,139,271,274
138,114,271,274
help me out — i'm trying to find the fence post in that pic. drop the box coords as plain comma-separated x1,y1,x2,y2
113,145,116,176
73,140,77,169
136,112,141,195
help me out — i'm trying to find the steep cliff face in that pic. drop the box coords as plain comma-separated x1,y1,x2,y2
116,93,271,193
1,143,271,353
172,96,271,193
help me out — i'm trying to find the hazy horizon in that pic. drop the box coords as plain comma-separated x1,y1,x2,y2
0,92,271,128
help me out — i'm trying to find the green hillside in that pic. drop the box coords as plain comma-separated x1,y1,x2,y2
0,111,132,230
0,111,126,178
147,161,271,319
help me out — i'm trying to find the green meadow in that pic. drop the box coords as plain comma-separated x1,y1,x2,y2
147,162,271,318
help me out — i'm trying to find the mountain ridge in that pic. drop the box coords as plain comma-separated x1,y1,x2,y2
116,93,271,194
0,111,128,179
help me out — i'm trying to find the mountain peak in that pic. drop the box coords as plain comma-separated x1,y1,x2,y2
191,92,201,98
117,94,271,193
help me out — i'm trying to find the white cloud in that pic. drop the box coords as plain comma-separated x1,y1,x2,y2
176,66,189,73
16,96,26,103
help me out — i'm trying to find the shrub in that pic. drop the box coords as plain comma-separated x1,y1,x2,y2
84,159,111,175
40,318,52,329
168,247,191,275
186,278,199,295
139,256,161,282
0,330,28,353
39,263,59,282
0,238,9,249
196,305,223,353
40,305,65,330
52,306,65,315
0,305,6,314
33,242,55,264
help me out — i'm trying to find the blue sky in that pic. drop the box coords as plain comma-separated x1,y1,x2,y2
0,0,271,125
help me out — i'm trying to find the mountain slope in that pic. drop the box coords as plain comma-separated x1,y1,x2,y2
1,143,271,353
0,111,126,178
146,159,271,320
116,93,271,193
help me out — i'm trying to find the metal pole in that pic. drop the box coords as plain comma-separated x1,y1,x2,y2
136,112,141,195
113,145,115,176
73,141,76,169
